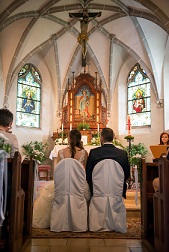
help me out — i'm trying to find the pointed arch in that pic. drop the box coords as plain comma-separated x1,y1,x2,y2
16,63,41,128
127,63,151,127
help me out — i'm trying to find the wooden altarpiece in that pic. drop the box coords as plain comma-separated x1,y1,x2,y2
62,73,107,138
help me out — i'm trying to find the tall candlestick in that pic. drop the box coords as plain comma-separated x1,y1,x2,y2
97,123,99,138
97,123,99,132
61,123,64,144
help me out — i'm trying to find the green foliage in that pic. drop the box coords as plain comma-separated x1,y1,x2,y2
126,143,148,162
22,140,48,163
125,142,148,181
58,132,67,138
91,136,100,146
124,135,134,141
77,122,90,130
0,133,12,155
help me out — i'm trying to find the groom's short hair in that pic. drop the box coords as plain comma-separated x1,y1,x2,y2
101,128,114,142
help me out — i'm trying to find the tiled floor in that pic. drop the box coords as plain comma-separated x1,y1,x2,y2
24,238,149,252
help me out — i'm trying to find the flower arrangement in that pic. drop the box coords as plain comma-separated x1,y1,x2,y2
55,137,68,145
91,137,100,146
55,138,63,145
126,143,148,164
77,122,90,130
125,142,148,181
22,140,48,163
0,133,12,155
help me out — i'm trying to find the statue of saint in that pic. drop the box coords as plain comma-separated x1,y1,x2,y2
79,90,91,118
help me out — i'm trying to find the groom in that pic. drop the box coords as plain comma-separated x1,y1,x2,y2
86,127,130,198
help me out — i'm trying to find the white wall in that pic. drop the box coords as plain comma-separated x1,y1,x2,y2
111,58,164,162
7,60,56,156
0,51,4,108
164,38,169,132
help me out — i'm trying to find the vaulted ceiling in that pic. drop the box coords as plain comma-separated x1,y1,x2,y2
0,0,169,109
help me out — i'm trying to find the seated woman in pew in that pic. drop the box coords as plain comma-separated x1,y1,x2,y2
32,129,90,229
0,108,19,157
159,131,169,145
153,132,169,191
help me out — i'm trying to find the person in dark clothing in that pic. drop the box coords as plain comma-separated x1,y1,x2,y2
86,127,130,198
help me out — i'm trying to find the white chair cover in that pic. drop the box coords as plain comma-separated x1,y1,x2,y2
50,158,88,232
89,159,127,233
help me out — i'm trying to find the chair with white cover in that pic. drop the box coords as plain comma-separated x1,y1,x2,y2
89,159,127,233
50,158,88,232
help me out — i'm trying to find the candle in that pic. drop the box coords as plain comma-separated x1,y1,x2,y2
127,115,131,124
127,115,131,135
61,123,63,132
97,124,99,138
70,123,72,131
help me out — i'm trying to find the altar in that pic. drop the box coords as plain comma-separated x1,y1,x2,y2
52,72,107,140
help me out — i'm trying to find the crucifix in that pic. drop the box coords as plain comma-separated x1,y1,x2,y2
69,9,101,67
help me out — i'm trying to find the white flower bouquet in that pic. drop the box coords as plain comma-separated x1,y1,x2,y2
91,137,100,146
22,140,48,163
55,137,68,145
55,138,63,145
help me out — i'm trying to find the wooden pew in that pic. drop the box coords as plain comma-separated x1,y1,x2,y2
0,152,34,252
141,158,158,251
20,156,34,250
153,158,169,252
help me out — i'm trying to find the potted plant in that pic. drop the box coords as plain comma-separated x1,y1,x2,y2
77,122,90,131
125,143,148,182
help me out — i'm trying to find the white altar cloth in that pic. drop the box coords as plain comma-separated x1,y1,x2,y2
49,145,97,160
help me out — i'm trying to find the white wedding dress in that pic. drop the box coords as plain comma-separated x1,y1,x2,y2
32,180,54,228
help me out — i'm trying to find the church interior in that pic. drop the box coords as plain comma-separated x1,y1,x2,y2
0,0,169,251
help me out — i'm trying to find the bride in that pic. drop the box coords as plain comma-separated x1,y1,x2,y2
33,129,90,228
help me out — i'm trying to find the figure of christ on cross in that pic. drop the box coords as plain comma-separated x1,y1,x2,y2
69,9,101,65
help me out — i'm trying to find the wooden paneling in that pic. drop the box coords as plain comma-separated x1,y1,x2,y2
0,152,34,252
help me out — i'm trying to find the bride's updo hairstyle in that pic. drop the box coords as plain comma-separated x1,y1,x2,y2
69,129,84,158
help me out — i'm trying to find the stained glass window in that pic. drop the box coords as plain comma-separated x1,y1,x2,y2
16,64,41,128
127,63,151,127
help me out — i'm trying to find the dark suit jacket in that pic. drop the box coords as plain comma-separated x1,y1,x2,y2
86,144,130,198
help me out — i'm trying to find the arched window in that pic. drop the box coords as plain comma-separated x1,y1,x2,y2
16,63,41,128
127,63,151,127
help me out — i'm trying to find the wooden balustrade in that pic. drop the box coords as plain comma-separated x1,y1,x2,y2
141,158,169,252
153,158,169,252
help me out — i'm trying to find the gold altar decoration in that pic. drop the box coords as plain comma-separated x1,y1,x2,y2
52,71,107,144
